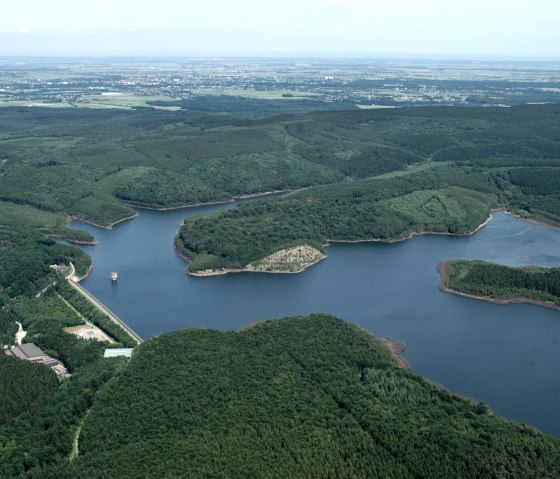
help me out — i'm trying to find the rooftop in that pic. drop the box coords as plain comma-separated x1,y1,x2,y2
5,343,68,376
104,348,134,358
7,342,46,359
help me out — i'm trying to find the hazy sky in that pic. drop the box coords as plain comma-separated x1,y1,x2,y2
1,0,559,58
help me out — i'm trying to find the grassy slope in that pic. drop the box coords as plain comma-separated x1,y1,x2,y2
68,315,560,479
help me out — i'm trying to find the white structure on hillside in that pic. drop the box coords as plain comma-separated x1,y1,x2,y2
104,348,133,358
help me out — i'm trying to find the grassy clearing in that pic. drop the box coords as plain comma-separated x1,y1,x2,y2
79,94,177,109
0,101,72,108
372,159,449,179
356,104,397,109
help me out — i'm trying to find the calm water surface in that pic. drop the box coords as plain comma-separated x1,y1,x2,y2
69,205,560,436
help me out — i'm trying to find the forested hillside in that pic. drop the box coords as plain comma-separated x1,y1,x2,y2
172,104,560,273
0,354,58,426
63,315,560,478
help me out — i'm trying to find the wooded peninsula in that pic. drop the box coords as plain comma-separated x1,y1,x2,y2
438,260,560,310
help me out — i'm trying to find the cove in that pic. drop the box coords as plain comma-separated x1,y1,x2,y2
68,204,560,437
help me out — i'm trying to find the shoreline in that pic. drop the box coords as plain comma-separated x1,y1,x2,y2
64,189,289,235
76,261,94,282
181,208,560,277
182,212,496,277
352,323,411,370
67,212,139,230
327,211,494,245
437,260,560,313
188,254,327,277
188,248,327,277
125,189,290,212
126,198,234,212
503,209,560,232
66,265,143,345
381,337,410,369
66,261,94,283
48,233,98,245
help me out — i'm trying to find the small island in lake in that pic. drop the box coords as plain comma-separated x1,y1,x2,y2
438,260,560,311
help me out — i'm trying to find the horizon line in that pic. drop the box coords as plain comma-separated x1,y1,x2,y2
1,53,560,63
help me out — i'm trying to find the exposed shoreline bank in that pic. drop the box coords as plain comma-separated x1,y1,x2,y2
188,246,327,277
353,323,411,370
381,337,410,369
188,256,327,277
66,261,93,283
77,261,94,282
437,260,560,312
508,211,560,232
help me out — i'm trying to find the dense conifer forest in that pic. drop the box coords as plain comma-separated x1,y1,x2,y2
0,354,58,426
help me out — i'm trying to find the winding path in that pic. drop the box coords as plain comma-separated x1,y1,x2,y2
15,321,26,345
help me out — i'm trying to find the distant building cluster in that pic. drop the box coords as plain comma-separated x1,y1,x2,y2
5,343,68,377
1,60,560,109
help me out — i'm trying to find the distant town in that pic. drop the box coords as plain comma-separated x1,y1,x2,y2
1,57,559,109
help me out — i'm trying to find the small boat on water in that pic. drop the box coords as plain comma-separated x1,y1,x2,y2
111,272,118,282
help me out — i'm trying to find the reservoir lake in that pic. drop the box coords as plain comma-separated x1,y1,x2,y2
68,202,560,437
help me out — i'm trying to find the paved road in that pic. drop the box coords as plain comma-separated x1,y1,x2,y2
67,263,143,345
